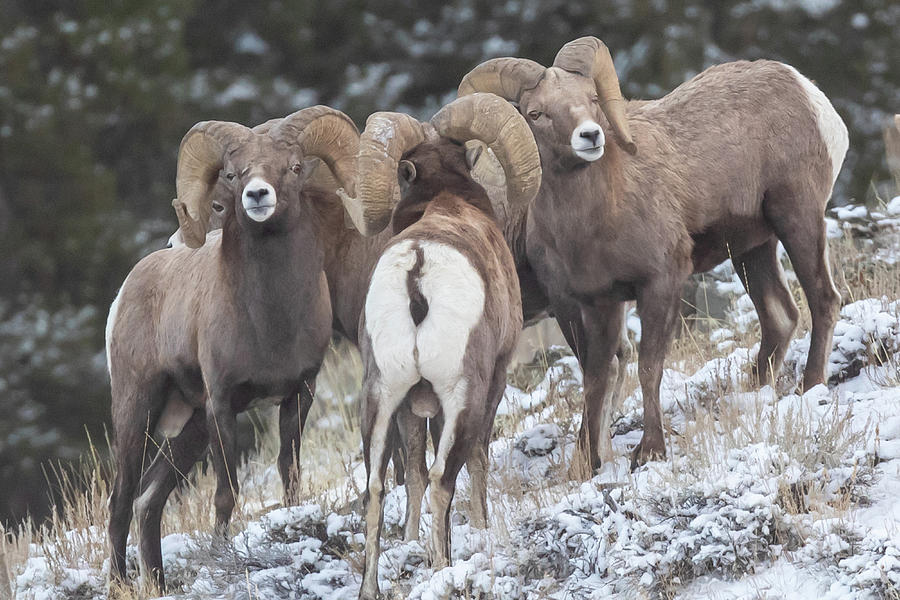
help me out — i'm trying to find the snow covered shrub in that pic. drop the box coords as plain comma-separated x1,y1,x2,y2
785,299,900,386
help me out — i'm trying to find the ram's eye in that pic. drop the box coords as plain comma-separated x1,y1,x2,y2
593,95,601,104
290,163,303,175
527,110,542,121
225,172,236,181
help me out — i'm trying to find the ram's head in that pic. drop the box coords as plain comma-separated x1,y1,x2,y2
172,107,361,248
459,36,636,165
337,93,541,237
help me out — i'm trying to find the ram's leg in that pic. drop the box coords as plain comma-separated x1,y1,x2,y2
391,422,407,486
767,190,839,390
206,392,239,535
556,299,624,477
584,303,627,472
108,384,164,583
135,410,207,592
632,272,688,469
360,379,410,600
611,316,634,411
467,359,508,528
428,380,479,569
396,403,428,541
733,237,799,386
277,379,315,507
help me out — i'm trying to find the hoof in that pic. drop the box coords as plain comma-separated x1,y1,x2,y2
630,436,666,470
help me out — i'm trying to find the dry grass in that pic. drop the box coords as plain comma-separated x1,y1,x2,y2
4,223,899,598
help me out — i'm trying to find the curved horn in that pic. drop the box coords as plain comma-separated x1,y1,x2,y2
257,118,340,192
431,93,541,218
457,57,545,102
252,117,281,135
174,121,249,248
272,106,359,194
337,112,427,236
553,36,636,154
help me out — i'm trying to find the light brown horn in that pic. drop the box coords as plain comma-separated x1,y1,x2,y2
457,57,545,101
431,93,541,219
252,117,282,135
173,121,250,248
272,106,359,194
256,119,341,193
337,112,427,236
553,36,636,155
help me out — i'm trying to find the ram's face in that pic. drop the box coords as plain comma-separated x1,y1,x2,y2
222,139,310,227
519,67,607,164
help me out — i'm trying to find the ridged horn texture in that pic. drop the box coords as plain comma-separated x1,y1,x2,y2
272,106,360,194
553,36,636,155
254,119,340,193
457,57,545,101
431,93,542,216
174,121,250,248
338,112,427,236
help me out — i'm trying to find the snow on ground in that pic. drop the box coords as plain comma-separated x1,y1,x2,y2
827,201,900,264
11,207,900,599
12,293,900,599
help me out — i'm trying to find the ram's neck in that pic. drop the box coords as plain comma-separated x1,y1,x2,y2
504,207,530,268
220,213,326,343
538,143,625,231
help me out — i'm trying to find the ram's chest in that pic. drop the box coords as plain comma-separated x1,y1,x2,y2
528,208,633,301
201,301,330,397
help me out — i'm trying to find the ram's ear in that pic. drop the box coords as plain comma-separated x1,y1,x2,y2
465,142,485,170
398,159,417,192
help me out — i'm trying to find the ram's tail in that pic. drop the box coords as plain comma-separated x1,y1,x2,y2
406,245,429,326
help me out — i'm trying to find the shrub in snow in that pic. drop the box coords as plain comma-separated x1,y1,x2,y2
785,298,900,385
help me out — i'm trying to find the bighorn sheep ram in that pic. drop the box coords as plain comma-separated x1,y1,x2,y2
459,37,848,469
105,106,363,589
338,93,540,600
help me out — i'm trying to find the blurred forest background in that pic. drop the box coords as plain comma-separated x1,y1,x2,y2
0,0,897,525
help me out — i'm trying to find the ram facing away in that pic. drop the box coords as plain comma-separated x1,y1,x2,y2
459,36,848,470
334,94,540,600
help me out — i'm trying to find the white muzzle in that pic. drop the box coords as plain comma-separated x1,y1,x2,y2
242,177,277,222
571,120,605,162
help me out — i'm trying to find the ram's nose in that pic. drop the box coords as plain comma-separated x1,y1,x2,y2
242,177,277,222
244,186,269,203
571,120,606,162
579,128,602,146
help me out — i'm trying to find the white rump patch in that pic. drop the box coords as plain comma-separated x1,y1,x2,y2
242,177,277,222
570,119,605,162
415,242,485,392
364,240,486,399
784,64,849,186
365,240,421,396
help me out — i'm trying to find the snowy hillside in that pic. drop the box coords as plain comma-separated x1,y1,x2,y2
8,200,900,599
